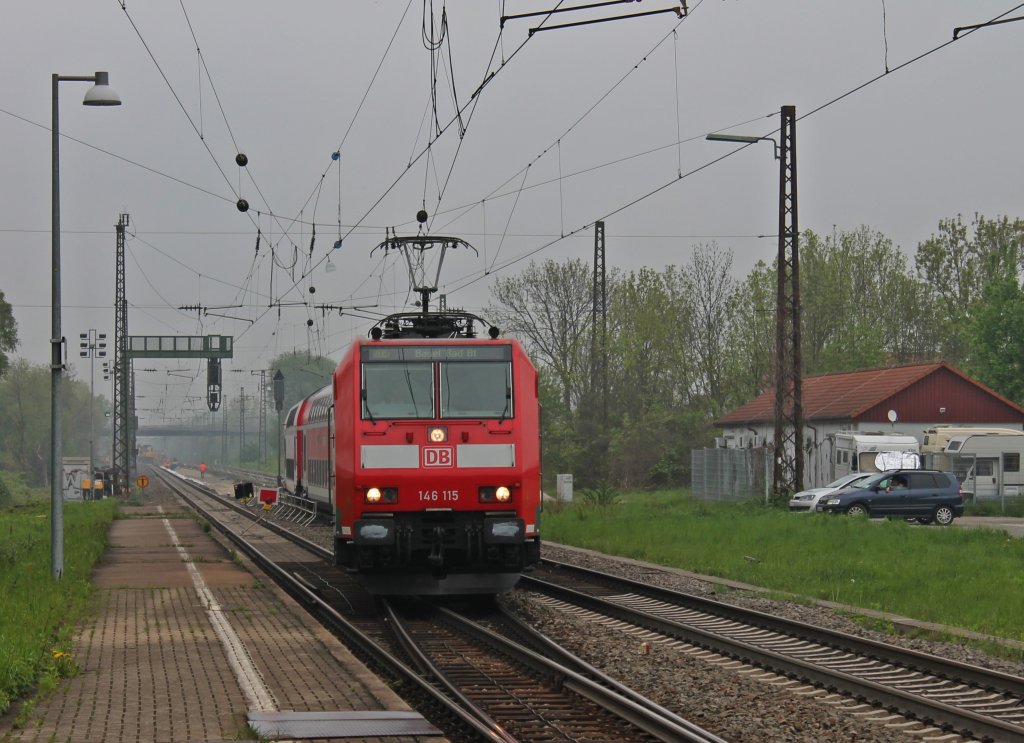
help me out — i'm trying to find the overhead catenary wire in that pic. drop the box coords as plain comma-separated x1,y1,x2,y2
439,0,1024,295
30,0,1019,385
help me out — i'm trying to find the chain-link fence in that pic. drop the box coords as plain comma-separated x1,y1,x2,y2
691,447,771,503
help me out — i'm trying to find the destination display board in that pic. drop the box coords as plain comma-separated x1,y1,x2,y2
362,345,511,363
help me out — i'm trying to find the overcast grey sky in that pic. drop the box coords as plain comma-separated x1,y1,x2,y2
2,1,1022,423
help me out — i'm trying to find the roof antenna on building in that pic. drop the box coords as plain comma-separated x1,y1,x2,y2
887,409,898,430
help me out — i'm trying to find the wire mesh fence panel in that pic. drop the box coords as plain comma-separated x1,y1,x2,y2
923,452,978,500
691,447,770,503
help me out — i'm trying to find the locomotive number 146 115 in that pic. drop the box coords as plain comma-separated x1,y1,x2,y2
418,489,459,502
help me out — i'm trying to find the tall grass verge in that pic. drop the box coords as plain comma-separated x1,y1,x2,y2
544,490,1024,641
0,485,117,715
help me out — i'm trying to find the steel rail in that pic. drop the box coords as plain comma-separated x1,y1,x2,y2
433,604,726,742
540,558,1024,697
523,570,1024,741
151,468,513,743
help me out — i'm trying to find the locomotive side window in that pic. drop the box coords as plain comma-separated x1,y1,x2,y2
440,361,512,419
362,362,434,419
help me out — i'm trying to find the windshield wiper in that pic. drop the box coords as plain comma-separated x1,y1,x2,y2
498,386,511,424
362,389,376,424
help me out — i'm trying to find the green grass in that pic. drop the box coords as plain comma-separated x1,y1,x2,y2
966,496,1024,517
545,490,1024,642
0,484,117,716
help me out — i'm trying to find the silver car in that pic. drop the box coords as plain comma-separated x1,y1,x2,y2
788,473,876,512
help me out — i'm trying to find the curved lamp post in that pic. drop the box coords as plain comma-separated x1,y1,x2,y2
707,107,802,498
51,71,121,579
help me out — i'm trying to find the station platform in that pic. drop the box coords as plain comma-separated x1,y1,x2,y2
0,484,445,743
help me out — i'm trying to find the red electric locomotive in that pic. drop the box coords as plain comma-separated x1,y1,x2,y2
340,310,541,593
283,229,542,593
284,309,542,594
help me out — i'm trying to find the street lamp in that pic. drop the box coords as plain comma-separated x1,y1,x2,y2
80,330,107,500
705,132,779,160
707,106,802,498
51,71,121,580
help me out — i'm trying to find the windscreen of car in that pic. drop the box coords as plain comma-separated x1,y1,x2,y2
441,361,512,419
362,362,434,419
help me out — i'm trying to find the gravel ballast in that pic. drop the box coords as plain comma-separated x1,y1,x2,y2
501,543,1024,742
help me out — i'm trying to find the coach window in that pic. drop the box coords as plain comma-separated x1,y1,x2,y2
362,362,434,419
441,361,511,419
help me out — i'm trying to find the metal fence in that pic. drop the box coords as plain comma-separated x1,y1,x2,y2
923,452,1022,505
691,447,771,503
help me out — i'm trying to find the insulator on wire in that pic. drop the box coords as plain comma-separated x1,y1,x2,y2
237,198,249,212
235,153,248,167
255,229,261,255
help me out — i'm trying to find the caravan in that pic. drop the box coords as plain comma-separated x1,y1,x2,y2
944,433,1024,500
922,426,1023,454
821,432,920,486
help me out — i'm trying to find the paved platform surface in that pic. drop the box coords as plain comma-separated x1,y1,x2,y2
0,486,446,743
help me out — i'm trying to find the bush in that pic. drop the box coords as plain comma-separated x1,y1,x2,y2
578,480,622,508
0,471,33,510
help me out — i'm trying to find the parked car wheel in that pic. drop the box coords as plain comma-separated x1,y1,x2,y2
934,505,956,526
845,503,869,518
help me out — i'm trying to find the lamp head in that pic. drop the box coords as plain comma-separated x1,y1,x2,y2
83,72,121,106
706,133,761,144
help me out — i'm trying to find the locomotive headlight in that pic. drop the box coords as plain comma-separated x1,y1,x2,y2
428,426,448,443
480,485,512,503
365,487,398,504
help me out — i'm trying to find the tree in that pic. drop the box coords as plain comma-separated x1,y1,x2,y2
603,267,690,487
268,351,337,411
0,360,50,484
966,275,1024,404
0,290,17,379
915,214,1024,365
672,243,736,416
487,258,597,410
723,260,775,406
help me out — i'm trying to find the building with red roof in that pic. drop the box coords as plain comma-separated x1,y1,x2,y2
713,362,1024,488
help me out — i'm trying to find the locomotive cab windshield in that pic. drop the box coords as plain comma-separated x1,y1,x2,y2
361,345,513,421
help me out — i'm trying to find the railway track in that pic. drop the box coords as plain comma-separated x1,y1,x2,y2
150,467,723,741
525,559,1024,741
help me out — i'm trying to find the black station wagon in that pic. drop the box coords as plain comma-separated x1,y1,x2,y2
817,469,965,525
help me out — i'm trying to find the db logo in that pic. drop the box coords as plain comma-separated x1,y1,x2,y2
423,447,454,467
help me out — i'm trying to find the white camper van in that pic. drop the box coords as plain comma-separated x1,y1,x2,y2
944,433,1024,500
922,426,1023,454
824,432,920,485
